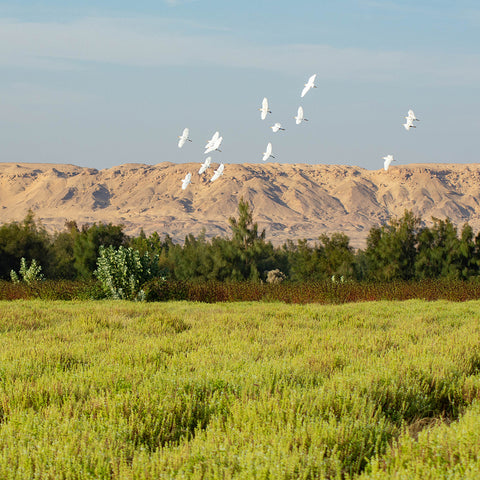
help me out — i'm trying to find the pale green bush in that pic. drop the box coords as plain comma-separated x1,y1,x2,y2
94,245,160,300
10,257,44,284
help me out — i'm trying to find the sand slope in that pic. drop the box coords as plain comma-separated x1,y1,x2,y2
1,162,479,248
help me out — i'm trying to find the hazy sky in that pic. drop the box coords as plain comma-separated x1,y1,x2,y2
0,0,479,170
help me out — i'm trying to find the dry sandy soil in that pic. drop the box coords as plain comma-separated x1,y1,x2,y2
1,161,479,248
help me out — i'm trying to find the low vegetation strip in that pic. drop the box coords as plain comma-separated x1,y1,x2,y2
0,300,479,479
2,278,480,303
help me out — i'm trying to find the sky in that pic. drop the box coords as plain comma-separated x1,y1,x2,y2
0,0,479,170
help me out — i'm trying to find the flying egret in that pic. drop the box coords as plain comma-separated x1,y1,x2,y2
213,136,223,151
301,74,317,98
205,135,223,154
406,109,419,122
259,97,271,120
205,131,219,150
181,172,192,190
403,117,416,131
262,142,275,161
294,106,308,125
198,157,211,175
382,155,395,171
177,128,192,148
210,163,224,182
271,122,285,133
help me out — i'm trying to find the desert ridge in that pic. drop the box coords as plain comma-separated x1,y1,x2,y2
0,161,479,248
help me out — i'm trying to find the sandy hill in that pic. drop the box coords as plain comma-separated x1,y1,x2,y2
1,162,479,248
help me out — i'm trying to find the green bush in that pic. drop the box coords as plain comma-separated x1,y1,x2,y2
94,245,161,300
10,257,44,284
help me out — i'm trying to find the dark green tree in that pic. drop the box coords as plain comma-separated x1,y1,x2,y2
73,222,128,278
283,239,323,282
48,221,79,279
317,233,355,279
416,219,479,280
0,211,52,279
226,198,276,281
168,231,216,281
365,210,421,281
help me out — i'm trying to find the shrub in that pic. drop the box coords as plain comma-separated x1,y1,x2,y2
10,258,44,284
94,246,161,300
266,269,286,284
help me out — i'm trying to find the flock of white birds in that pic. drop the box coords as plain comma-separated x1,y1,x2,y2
177,73,420,190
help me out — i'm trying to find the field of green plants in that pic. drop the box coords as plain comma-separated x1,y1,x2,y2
0,299,479,479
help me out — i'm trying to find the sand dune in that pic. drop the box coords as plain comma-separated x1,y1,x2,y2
1,162,479,248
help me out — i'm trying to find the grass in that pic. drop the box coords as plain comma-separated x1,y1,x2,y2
0,299,479,479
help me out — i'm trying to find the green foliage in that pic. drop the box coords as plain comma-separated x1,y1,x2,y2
73,222,128,279
47,221,78,279
415,218,480,280
226,197,276,281
10,257,44,284
94,245,161,300
283,233,355,282
0,300,479,478
365,210,421,281
0,211,52,280
4,205,480,285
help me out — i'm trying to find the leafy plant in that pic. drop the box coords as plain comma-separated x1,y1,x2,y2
94,245,161,300
10,257,44,284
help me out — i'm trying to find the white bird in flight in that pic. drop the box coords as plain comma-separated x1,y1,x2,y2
205,135,223,154
262,142,275,161
403,116,416,131
210,163,224,182
294,106,308,125
205,131,219,150
301,74,317,98
181,172,192,190
213,136,223,151
271,122,285,133
259,97,272,120
198,157,211,175
383,155,395,171
177,128,192,148
406,109,419,122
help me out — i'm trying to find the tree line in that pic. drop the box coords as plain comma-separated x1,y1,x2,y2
2,201,480,283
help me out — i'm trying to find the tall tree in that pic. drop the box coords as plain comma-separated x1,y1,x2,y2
226,198,275,281
0,211,52,279
365,210,421,281
73,223,128,278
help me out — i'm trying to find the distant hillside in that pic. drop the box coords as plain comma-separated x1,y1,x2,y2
1,162,479,248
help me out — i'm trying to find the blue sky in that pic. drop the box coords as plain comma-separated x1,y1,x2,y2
0,0,479,170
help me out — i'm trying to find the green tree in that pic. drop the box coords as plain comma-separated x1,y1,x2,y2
167,231,216,281
48,221,79,279
317,233,355,279
283,239,323,282
129,229,174,278
416,219,479,280
0,211,52,279
226,198,276,281
459,223,479,278
73,223,128,278
283,234,354,282
365,210,421,281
